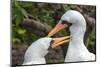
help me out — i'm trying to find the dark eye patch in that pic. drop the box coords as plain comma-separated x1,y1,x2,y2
62,21,68,24
50,39,55,45
62,20,72,26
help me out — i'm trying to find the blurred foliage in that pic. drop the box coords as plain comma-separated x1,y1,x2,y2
12,0,71,45
88,30,96,50
12,0,68,45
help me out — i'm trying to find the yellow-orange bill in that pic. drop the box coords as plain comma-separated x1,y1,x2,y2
51,39,70,49
48,21,68,37
51,36,70,49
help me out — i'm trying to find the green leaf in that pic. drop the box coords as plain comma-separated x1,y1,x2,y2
17,29,26,35
13,38,21,44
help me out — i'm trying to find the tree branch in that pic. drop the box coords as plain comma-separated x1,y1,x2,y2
21,18,51,37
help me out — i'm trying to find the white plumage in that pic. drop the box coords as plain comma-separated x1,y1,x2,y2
22,10,95,66
60,10,95,62
22,37,52,65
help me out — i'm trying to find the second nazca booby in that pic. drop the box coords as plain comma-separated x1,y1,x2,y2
22,37,69,65
48,10,95,62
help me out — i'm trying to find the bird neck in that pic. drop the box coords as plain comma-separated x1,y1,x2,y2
68,28,88,54
32,46,48,58
70,35,84,46
69,24,86,47
31,38,51,58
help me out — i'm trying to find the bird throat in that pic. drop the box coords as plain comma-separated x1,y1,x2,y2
31,45,48,59
69,25,85,46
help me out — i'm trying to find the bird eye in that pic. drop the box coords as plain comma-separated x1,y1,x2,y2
50,39,55,45
62,20,72,26
62,21,67,24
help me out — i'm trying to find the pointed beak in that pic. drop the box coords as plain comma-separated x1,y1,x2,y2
48,21,68,37
51,36,70,49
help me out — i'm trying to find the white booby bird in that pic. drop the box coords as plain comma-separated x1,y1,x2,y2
22,37,69,65
48,10,95,62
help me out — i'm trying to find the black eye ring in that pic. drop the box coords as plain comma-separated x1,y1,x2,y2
62,20,68,24
62,20,72,26
50,39,55,45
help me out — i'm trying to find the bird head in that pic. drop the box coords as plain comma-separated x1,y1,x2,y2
47,10,86,47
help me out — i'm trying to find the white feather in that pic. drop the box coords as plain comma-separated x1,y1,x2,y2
61,10,95,62
22,37,52,65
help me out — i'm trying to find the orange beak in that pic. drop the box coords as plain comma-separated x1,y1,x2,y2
48,21,70,48
51,36,70,49
48,21,68,37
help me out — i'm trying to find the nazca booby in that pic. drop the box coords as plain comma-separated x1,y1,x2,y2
22,37,70,65
48,10,95,62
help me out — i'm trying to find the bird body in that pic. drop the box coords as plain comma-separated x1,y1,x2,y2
62,10,95,62
22,38,52,65
65,38,95,62
22,58,46,65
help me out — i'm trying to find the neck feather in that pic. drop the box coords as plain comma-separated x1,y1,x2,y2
70,24,86,46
